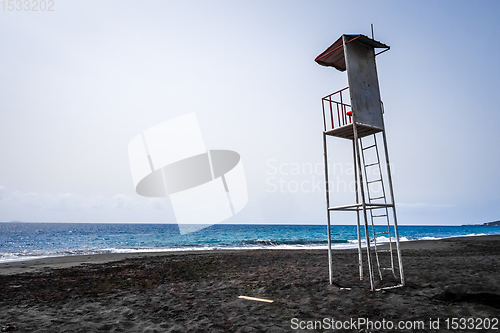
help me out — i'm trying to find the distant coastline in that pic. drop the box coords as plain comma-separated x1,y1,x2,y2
462,220,500,227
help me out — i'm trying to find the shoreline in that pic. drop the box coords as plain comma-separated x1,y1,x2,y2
1,234,498,276
0,235,499,332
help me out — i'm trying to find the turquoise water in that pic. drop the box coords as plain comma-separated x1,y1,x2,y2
0,223,499,263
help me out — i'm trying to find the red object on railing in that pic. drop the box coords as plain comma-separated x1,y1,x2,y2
321,87,352,131
346,111,352,123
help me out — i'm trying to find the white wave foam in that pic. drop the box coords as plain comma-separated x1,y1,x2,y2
1,232,496,263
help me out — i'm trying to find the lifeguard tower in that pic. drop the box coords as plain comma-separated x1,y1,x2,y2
315,34,404,291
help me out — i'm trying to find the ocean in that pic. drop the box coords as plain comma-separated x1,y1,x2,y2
1,223,499,263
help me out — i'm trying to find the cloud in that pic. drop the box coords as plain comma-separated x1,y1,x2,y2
0,187,165,211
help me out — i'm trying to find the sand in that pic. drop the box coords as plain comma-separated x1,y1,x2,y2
0,235,499,332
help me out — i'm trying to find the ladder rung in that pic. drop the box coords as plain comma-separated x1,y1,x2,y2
370,196,385,201
364,162,379,168
367,179,382,184
375,231,389,235
377,250,391,253
362,144,376,150
381,268,393,271
372,214,387,218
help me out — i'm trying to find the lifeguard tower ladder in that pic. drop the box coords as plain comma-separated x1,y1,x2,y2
315,34,404,291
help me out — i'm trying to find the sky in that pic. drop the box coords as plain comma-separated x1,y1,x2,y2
1,0,499,226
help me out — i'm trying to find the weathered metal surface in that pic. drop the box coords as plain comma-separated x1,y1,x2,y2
344,36,385,130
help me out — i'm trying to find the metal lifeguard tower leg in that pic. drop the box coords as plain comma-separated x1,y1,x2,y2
353,122,376,291
323,133,333,285
381,131,405,286
353,137,363,281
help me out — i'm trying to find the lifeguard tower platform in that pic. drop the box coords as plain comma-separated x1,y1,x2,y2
315,34,404,291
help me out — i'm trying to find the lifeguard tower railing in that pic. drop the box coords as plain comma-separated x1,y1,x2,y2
321,87,352,131
321,89,384,141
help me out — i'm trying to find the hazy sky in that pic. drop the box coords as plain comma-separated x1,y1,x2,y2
1,0,499,225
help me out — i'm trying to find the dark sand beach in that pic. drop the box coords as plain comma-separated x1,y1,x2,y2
0,235,499,332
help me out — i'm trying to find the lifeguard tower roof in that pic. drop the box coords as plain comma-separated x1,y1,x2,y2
315,34,389,71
